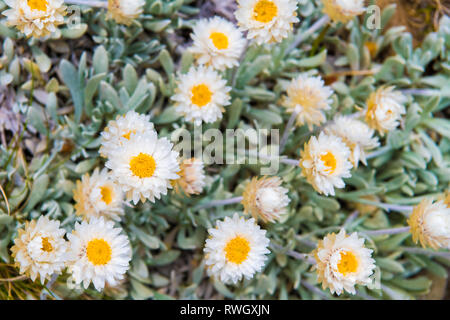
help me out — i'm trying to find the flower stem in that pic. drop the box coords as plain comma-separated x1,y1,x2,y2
362,226,410,236
64,0,108,8
270,243,316,264
0,275,28,282
194,196,243,210
302,280,330,299
280,106,301,152
286,15,331,55
366,146,393,159
401,89,447,97
280,158,300,166
399,247,450,258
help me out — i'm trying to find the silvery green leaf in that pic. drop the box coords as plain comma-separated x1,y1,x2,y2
247,109,282,125
123,64,138,95
27,105,48,135
375,257,405,273
84,73,106,116
153,106,181,124
380,4,397,29
100,81,122,111
3,37,14,62
45,92,58,123
93,45,109,75
60,23,88,39
393,33,412,60
149,250,181,266
227,98,243,129
400,151,427,169
159,49,174,76
244,86,276,101
143,19,171,32
346,44,359,70
295,50,327,68
418,131,443,167
180,50,194,74
130,279,154,300
59,59,84,122
422,118,450,139
390,276,432,292
375,55,405,81
24,174,49,213
236,55,271,88
381,284,415,300
74,158,97,174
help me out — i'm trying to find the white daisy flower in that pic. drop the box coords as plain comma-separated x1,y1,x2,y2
73,168,124,222
66,217,132,292
204,213,270,284
106,0,145,25
105,130,180,204
365,86,407,136
11,215,68,283
3,0,66,38
172,158,206,196
408,198,450,250
312,229,376,295
172,66,231,125
99,110,155,159
322,0,365,24
324,115,380,167
299,132,353,196
190,16,247,71
235,0,299,45
281,74,333,130
242,176,290,223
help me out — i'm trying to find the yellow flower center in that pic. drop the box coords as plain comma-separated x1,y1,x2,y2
27,0,48,11
100,185,113,205
191,84,212,107
337,251,358,275
321,152,337,174
253,0,278,23
41,237,53,252
209,32,229,50
129,153,156,178
86,239,112,266
224,236,250,264
122,130,136,140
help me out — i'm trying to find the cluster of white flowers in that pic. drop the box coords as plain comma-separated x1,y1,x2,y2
12,215,131,291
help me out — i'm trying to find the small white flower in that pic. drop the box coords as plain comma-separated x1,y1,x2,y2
172,66,231,125
242,176,290,223
312,229,376,295
408,198,450,250
11,215,69,283
105,130,180,204
281,74,333,130
66,217,132,292
324,115,380,167
190,16,247,71
100,111,155,159
365,86,407,135
204,213,270,284
235,0,299,45
172,158,206,196
299,132,353,196
107,0,145,25
3,0,66,38
73,168,124,221
322,0,365,24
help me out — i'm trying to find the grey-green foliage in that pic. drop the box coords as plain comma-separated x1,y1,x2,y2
0,0,449,300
